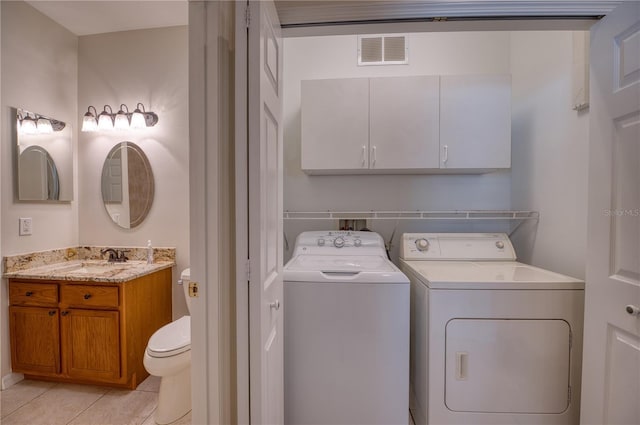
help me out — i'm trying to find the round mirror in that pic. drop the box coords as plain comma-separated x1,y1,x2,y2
19,145,60,201
101,142,154,229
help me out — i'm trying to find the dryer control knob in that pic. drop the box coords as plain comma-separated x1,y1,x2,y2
317,238,325,246
496,241,505,249
354,239,362,247
334,237,345,248
415,238,430,251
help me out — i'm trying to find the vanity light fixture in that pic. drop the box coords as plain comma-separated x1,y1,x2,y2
114,104,130,130
36,116,53,134
98,105,115,131
130,103,148,129
17,112,65,135
20,114,37,135
82,106,98,132
81,102,159,132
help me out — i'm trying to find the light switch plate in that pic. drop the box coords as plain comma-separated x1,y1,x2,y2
19,217,32,236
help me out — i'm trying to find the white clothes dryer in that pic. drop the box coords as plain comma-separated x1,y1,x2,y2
399,233,584,425
284,231,409,425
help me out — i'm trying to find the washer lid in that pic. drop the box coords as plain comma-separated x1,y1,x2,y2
285,255,408,284
286,255,394,272
147,315,191,357
401,260,584,289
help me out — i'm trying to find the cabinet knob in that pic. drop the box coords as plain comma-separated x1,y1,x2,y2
269,300,280,311
48,310,56,316
25,291,34,297
626,305,640,316
83,293,92,300
61,311,69,316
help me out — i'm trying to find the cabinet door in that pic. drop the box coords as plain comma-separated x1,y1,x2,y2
9,306,60,374
440,75,511,169
370,76,440,170
61,309,120,381
301,78,369,172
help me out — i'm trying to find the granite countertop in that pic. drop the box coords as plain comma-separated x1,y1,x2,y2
4,259,175,283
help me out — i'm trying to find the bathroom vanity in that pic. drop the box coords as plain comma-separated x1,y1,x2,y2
6,257,173,389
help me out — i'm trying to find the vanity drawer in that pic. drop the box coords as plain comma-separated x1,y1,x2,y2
9,281,58,306
61,285,119,309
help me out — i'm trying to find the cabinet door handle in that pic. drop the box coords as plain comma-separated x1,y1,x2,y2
456,352,468,380
269,300,280,311
83,293,92,300
25,291,34,297
48,310,56,316
443,145,449,165
371,146,377,167
361,145,366,167
626,305,640,316
61,311,69,316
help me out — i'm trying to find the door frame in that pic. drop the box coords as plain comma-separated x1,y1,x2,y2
188,1,235,424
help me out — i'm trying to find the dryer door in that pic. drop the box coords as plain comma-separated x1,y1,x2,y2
445,319,571,414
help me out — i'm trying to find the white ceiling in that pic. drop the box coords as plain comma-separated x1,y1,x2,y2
26,0,188,36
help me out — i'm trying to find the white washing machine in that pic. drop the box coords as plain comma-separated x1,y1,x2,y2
399,233,584,425
284,231,409,425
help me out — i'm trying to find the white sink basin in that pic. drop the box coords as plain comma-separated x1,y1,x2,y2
52,261,128,275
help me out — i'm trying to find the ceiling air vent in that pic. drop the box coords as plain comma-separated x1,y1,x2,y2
358,35,408,66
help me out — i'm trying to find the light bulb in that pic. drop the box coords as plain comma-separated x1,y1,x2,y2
81,107,98,132
21,116,37,135
130,110,146,129
98,111,114,130
114,111,130,130
37,117,53,134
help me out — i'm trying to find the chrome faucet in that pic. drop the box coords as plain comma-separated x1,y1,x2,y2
101,248,129,263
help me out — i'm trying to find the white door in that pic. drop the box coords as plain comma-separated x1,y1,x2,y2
581,2,640,424
248,0,284,423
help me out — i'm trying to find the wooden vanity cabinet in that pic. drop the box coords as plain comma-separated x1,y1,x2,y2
9,304,61,374
8,267,172,389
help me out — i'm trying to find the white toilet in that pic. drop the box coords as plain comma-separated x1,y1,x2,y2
144,268,192,424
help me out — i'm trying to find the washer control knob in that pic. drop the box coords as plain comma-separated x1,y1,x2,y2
317,238,325,246
415,238,430,251
354,239,362,247
334,237,345,248
496,241,505,249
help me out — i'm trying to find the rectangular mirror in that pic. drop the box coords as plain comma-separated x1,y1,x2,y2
13,107,73,202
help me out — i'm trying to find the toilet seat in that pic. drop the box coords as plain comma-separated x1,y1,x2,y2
147,316,191,358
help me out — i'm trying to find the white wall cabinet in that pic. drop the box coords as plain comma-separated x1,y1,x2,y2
301,78,370,172
301,74,511,174
440,75,511,170
369,76,440,170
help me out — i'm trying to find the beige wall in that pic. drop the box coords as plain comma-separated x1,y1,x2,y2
0,0,79,383
510,31,589,279
77,26,190,319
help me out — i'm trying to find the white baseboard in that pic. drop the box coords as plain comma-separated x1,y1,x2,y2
2,373,24,390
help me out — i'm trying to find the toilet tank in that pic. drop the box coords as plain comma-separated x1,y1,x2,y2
181,268,192,313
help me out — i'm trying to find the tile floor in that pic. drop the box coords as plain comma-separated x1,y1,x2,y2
0,376,191,425
2,377,411,425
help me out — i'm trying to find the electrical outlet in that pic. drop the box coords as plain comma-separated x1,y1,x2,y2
19,217,32,236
